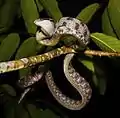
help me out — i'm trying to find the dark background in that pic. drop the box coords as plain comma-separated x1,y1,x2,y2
39,0,118,117
47,0,118,117
0,0,119,118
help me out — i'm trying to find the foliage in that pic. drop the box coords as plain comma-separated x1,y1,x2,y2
102,0,120,39
0,0,119,117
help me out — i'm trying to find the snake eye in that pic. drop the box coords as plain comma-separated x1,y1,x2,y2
37,26,41,32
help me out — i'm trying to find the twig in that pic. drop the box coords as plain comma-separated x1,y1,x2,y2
0,46,75,74
84,50,120,57
0,46,120,74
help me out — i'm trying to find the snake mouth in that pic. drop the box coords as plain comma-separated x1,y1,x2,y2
34,18,55,37
36,31,61,46
35,17,90,48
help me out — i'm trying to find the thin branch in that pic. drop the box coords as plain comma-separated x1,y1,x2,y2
84,50,120,57
0,46,120,74
0,46,75,74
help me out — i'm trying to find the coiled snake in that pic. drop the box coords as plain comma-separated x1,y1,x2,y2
18,17,92,110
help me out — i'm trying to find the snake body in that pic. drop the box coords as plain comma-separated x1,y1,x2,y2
18,65,45,88
34,17,90,47
18,17,92,110
45,53,92,110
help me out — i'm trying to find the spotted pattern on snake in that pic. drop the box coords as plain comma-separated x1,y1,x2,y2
18,65,45,88
55,17,90,46
45,53,92,110
17,65,45,103
18,17,92,110
35,17,90,47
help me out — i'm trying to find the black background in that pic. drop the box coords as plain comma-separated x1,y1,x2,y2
0,0,119,118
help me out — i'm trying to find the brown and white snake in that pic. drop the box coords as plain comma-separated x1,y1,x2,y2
18,17,92,110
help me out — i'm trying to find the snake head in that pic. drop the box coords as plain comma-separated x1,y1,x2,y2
34,18,55,37
34,18,56,46
34,17,90,48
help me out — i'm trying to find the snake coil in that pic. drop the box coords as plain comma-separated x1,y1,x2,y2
18,17,92,110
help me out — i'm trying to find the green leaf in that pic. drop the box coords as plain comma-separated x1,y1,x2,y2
27,103,61,118
78,57,94,72
93,63,107,95
27,104,43,118
36,43,45,53
92,74,98,87
21,0,39,34
0,33,20,61
39,0,62,22
4,100,16,118
98,76,106,95
61,35,77,46
35,0,44,12
90,33,120,52
0,84,16,96
2,97,29,118
0,0,19,33
15,103,30,118
27,104,60,118
78,56,106,95
39,109,60,118
15,37,37,58
108,0,120,39
102,8,117,38
15,37,37,78
0,34,7,43
5,102,29,118
76,3,100,24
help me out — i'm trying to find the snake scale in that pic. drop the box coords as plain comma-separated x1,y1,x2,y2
18,17,92,110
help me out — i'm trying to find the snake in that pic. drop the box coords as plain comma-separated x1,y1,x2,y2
17,17,92,110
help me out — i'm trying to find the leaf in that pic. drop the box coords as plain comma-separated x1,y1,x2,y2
98,76,106,95
108,0,120,39
92,74,106,95
35,0,44,12
5,102,29,118
4,100,16,118
90,33,120,52
21,0,39,34
36,43,45,53
39,109,60,118
0,33,20,61
61,35,77,46
92,74,98,87
15,37,37,78
0,84,16,96
0,0,19,33
15,103,30,118
2,96,29,118
78,57,94,72
0,34,7,43
15,37,37,58
93,63,107,95
76,3,100,24
102,8,117,38
27,104,43,118
39,0,62,22
78,56,106,95
27,103,60,118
